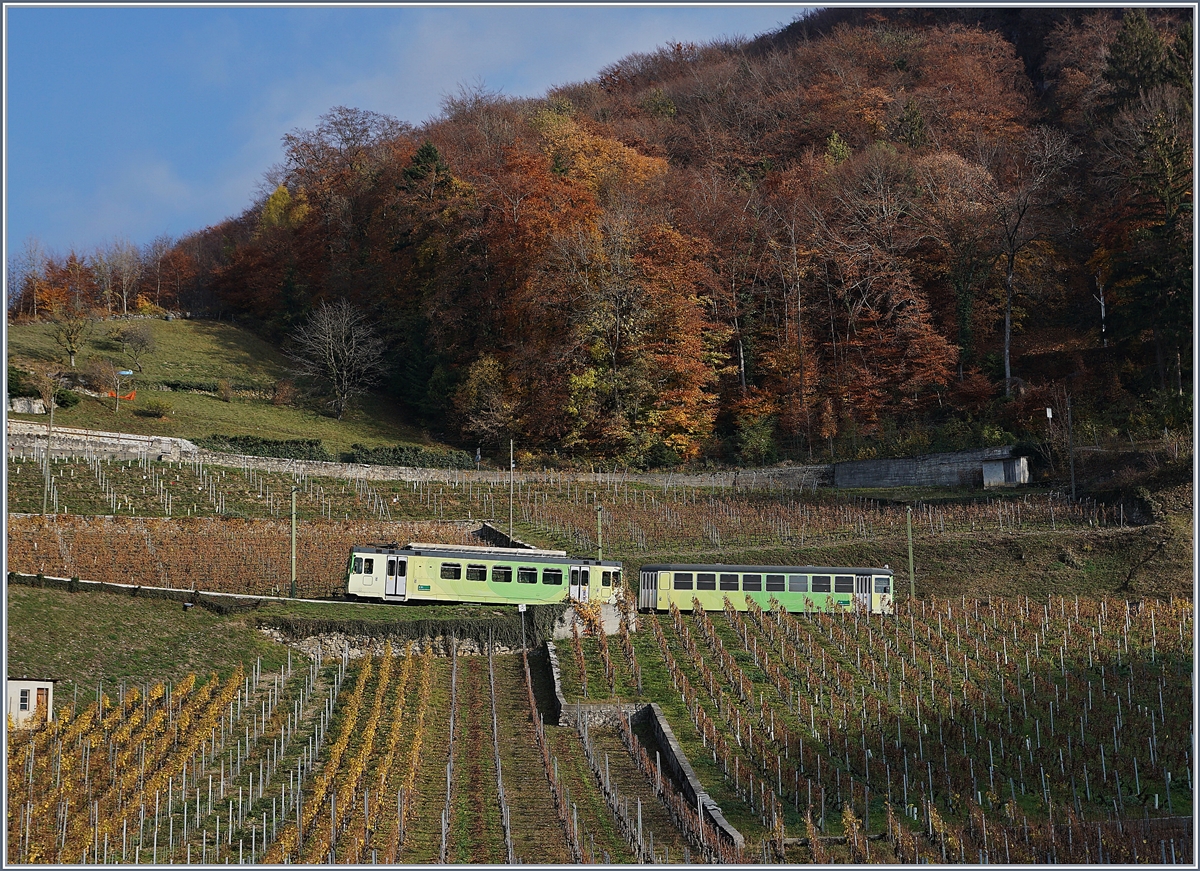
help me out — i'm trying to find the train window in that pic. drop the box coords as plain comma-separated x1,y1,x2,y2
542,568,563,585
517,567,538,584
697,573,716,590
834,575,854,593
601,571,611,587
719,573,739,591
742,574,762,592
466,564,487,581
789,575,808,593
492,566,512,583
440,562,461,580
674,573,694,590
353,557,363,574
397,561,406,577
874,576,891,593
387,559,396,576
613,570,621,585
363,558,374,574
812,575,831,593
766,574,785,592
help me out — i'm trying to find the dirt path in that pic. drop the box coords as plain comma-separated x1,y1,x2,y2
588,725,692,861
395,657,452,863
492,654,573,864
546,726,637,863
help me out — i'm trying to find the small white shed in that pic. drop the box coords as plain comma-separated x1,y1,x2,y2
983,457,1029,489
7,678,55,727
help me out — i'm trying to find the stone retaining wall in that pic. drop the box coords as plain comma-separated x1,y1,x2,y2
9,421,1015,492
7,421,198,462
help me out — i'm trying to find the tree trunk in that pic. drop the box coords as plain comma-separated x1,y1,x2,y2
1004,259,1015,396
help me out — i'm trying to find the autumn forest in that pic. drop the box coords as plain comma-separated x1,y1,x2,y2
8,8,1193,467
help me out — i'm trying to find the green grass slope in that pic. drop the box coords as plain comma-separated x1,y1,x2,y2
7,318,432,454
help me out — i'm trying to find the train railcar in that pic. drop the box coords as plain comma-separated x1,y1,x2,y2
637,563,894,614
346,542,623,606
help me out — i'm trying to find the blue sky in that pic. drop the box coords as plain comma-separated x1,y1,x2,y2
4,4,812,262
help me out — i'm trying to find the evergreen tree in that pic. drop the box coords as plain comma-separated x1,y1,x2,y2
1102,9,1168,113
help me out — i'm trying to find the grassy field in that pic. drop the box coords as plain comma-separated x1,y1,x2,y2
7,318,433,454
5,583,292,705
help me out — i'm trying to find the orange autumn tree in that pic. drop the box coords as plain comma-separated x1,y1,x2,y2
509,105,724,461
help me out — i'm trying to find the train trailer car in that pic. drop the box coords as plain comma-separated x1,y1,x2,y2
346,542,623,606
638,563,894,615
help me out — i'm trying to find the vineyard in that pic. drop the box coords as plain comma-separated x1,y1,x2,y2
6,515,478,599
555,593,1194,863
6,641,714,865
6,448,1194,863
8,452,1188,601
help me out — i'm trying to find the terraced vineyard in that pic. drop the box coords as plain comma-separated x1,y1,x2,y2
6,449,1193,863
6,640,705,865
555,594,1194,863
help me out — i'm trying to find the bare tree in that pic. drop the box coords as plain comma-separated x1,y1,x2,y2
110,239,143,315
85,357,125,412
10,237,47,319
979,127,1078,395
287,299,387,420
89,247,116,317
50,302,93,368
143,235,173,308
120,321,155,372
27,368,58,515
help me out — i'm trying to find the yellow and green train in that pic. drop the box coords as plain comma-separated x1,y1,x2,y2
345,542,623,606
638,563,895,614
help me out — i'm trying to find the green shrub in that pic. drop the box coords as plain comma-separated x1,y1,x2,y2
7,365,39,399
196,434,334,461
133,398,173,418
53,387,81,408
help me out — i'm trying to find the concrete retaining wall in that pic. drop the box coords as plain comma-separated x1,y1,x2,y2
545,642,744,850
833,446,1014,489
635,703,745,852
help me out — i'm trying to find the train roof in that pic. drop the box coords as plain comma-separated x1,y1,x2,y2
350,542,621,566
640,563,894,575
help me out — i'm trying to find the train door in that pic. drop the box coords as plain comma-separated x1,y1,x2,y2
638,570,657,611
386,557,407,599
570,566,590,603
854,574,871,611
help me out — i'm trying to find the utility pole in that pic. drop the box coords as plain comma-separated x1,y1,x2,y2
509,440,514,542
290,486,298,598
41,388,55,516
596,504,603,562
906,505,915,601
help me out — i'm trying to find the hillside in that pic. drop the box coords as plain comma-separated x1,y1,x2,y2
7,8,1192,469
7,318,438,456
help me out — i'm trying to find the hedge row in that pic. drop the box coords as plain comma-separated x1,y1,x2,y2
194,434,475,469
344,443,475,470
195,435,334,461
